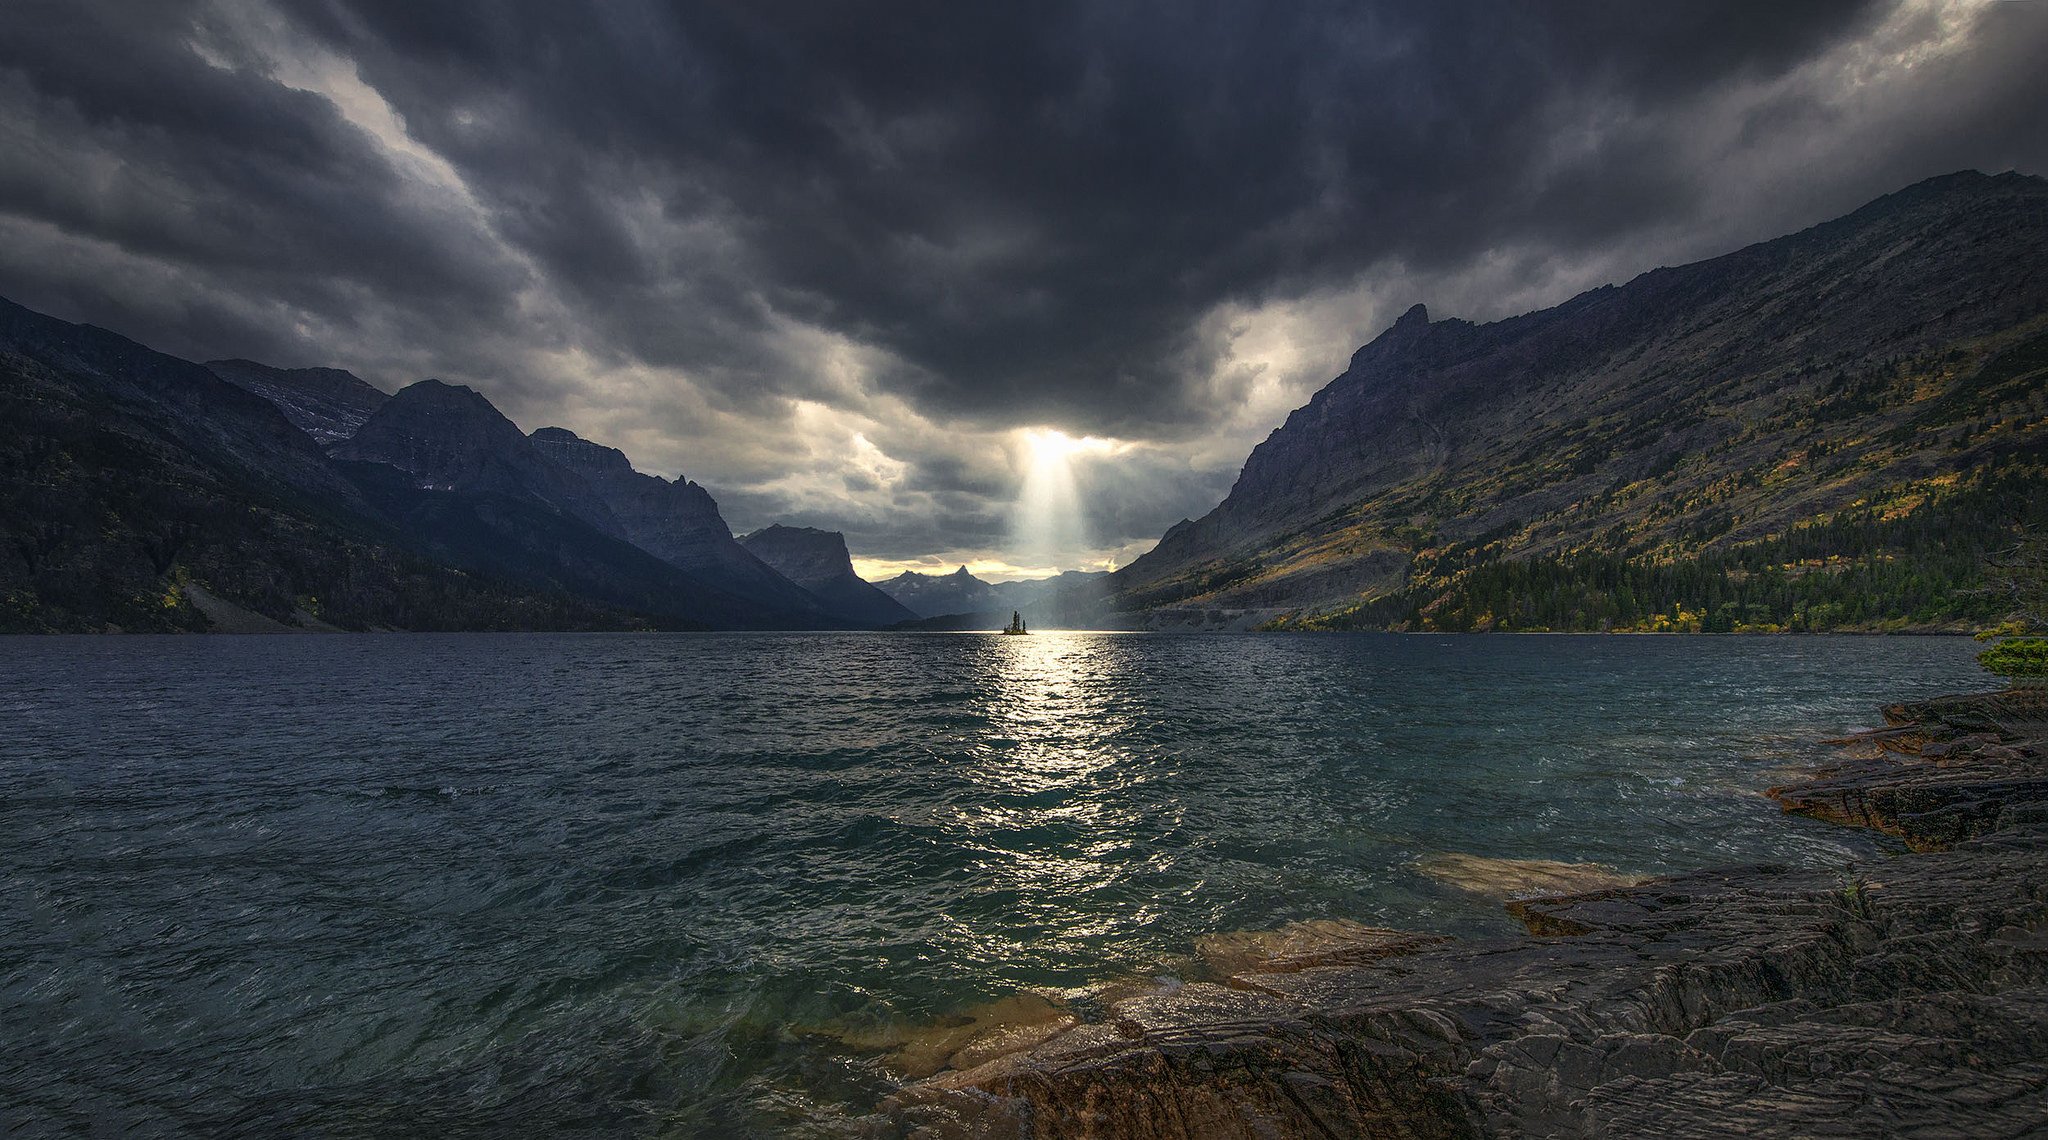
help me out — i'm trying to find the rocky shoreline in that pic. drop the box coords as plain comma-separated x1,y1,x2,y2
868,688,2048,1138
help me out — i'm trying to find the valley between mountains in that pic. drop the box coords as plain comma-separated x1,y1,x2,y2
2,171,2043,634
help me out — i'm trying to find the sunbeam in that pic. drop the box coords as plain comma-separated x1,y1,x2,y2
1011,428,1114,575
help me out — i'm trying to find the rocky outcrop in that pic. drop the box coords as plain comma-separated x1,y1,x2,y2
872,689,2048,1138
738,524,914,627
206,358,389,447
1770,689,2048,850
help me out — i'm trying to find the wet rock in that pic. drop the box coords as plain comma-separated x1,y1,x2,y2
1771,691,2048,850
1416,853,1644,900
1882,690,2048,734
1194,919,1450,979
825,993,1080,1080
871,690,2048,1139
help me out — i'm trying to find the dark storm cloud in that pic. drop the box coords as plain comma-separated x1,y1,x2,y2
0,2,534,367
264,0,1891,430
2,0,2046,565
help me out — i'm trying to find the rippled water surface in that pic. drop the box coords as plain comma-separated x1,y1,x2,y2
0,632,1988,1135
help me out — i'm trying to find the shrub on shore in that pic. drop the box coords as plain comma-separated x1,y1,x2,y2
1978,637,2048,680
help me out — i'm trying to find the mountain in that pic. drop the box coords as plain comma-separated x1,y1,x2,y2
0,296,840,631
206,358,389,447
0,297,660,632
935,571,1122,630
738,525,915,626
1116,170,2048,632
877,566,1007,618
330,380,624,535
324,381,838,628
871,567,1114,627
993,570,1113,610
527,427,835,620
0,297,368,510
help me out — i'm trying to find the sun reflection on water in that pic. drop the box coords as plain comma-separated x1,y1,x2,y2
940,632,1178,955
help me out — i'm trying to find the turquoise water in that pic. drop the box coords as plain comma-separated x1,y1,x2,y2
0,632,1986,1135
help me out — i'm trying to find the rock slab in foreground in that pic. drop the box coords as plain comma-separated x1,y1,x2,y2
873,691,2048,1139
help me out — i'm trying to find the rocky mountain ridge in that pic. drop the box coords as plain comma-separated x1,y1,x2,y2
878,566,1008,619
334,380,625,536
0,297,679,631
205,358,389,447
528,427,831,618
739,525,915,626
1114,170,2048,631
0,296,894,631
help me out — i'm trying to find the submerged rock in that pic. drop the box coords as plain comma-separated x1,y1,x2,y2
1194,918,1449,979
1415,852,1644,900
869,689,2048,1138
823,993,1079,1080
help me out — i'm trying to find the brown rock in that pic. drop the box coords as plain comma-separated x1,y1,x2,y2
870,689,2048,1139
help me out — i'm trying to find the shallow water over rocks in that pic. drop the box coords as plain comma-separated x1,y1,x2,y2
0,632,1987,1134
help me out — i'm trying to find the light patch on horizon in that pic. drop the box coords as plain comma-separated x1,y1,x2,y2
849,549,1140,585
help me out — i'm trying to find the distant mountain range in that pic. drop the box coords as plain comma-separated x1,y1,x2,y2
877,567,1008,619
1109,170,2048,632
878,566,1113,627
0,299,897,632
5,170,2042,634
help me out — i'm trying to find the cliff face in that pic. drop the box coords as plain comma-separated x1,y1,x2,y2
1115,171,2048,627
331,380,623,536
739,524,915,627
0,296,846,631
0,298,669,631
527,427,831,618
205,359,389,447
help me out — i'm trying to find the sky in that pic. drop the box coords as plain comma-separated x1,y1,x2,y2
2,1,2045,580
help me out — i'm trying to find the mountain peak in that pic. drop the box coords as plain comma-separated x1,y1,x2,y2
1342,301,1439,373
530,426,637,478
357,377,514,430
875,564,1001,619
1838,168,2045,228
1118,168,2048,622
206,358,389,447
739,524,852,568
739,525,913,626
386,377,505,417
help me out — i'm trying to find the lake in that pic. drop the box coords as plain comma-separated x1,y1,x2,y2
0,632,1988,1136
